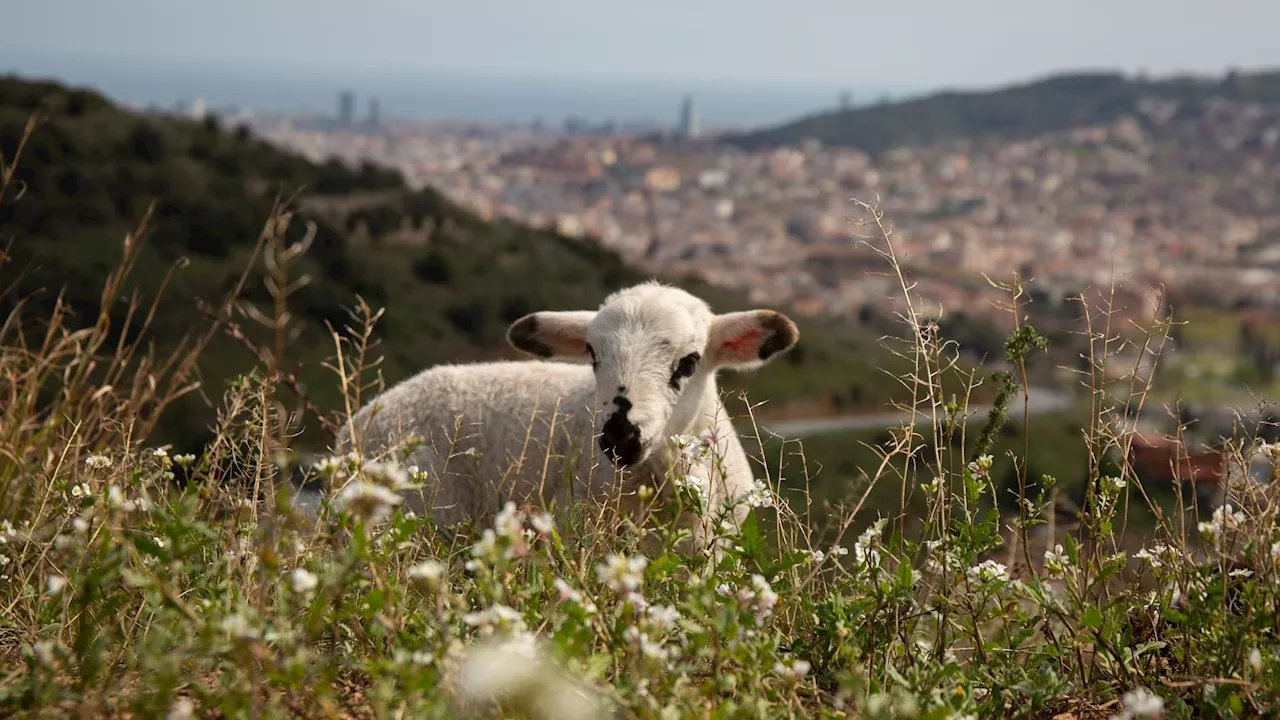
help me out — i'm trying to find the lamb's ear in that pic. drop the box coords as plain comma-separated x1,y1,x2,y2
507,311,597,359
706,310,799,370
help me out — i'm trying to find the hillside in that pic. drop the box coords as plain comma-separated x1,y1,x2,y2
727,68,1280,154
0,75,908,454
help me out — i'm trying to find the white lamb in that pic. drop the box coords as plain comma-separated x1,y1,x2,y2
334,280,800,551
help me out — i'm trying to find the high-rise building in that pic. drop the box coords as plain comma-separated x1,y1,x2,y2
190,96,207,120
338,91,355,126
368,97,380,128
679,95,699,139
839,91,853,111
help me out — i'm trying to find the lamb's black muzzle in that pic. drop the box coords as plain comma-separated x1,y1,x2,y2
599,396,643,467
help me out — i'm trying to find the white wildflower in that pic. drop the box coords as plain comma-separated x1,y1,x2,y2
624,626,674,662
773,658,811,681
809,549,826,564
69,483,92,499
463,603,526,635
595,553,647,593
1112,687,1164,720
33,640,56,667
220,612,260,641
471,529,499,560
456,633,604,720
967,559,1010,584
1044,544,1070,576
739,478,776,509
166,697,197,720
85,455,112,470
46,575,68,596
967,454,993,478
361,459,413,491
333,481,402,524
1199,503,1245,543
291,568,319,594
1249,648,1263,674
529,512,555,535
646,604,681,632
494,501,524,539
315,454,349,475
674,472,710,506
174,453,196,466
408,559,446,585
553,578,595,613
1229,568,1254,579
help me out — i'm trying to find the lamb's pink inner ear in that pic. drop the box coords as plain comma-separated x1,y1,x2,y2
718,327,765,362
557,335,587,355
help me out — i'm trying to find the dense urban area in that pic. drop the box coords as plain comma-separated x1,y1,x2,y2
182,87,1280,336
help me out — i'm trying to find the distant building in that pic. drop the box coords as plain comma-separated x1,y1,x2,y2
839,91,853,110
368,97,381,128
679,95,699,139
338,91,355,126
190,96,207,120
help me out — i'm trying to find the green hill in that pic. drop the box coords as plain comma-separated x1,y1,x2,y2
0,75,907,455
727,68,1280,154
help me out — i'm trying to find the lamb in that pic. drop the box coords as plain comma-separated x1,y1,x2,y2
334,280,800,551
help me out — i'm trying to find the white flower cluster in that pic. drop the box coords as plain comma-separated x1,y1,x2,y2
851,519,887,570
463,603,527,637
671,431,716,464
966,559,1010,584
554,577,599,614
1043,544,1070,577
673,472,710,506
84,454,113,470
773,658,811,682
315,453,358,476
467,502,555,571
967,454,993,479
333,481,402,525
718,574,778,623
1133,543,1177,570
291,568,319,594
1198,503,1245,544
1110,687,1164,720
408,559,447,586
107,484,153,514
595,553,648,595
736,478,776,510
808,545,849,565
360,459,414,491
623,625,677,663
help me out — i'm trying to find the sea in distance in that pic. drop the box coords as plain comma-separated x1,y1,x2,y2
4,52,921,131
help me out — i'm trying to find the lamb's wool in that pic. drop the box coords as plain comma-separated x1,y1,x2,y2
335,281,799,551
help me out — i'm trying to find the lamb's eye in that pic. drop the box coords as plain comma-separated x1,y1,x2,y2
585,343,598,371
669,352,701,389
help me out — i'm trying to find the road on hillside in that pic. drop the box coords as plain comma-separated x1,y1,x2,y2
750,385,1074,440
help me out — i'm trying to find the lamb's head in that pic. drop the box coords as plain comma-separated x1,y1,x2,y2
506,281,799,468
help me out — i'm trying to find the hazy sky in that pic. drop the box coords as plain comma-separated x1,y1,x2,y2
5,0,1279,89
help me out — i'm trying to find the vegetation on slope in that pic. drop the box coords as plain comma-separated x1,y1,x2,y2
728,69,1280,154
3,218,1279,718
0,75,904,455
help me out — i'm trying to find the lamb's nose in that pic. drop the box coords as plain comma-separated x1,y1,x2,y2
599,396,642,466
600,415,642,466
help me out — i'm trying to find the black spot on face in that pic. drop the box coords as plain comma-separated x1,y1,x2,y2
507,315,554,358
600,396,642,466
669,352,701,389
757,312,800,361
